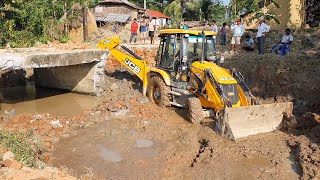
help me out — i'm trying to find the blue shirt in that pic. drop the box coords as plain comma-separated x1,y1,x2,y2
141,26,147,32
244,38,254,46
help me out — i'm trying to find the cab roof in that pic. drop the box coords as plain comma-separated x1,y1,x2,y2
159,29,216,36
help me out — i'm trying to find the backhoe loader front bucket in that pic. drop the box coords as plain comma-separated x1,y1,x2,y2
216,102,293,140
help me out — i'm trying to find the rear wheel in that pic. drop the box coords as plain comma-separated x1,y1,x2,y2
186,97,203,124
147,76,171,107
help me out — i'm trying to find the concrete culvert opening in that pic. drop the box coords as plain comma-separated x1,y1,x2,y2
0,69,103,116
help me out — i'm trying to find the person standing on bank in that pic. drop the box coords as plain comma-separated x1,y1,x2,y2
140,17,148,44
230,19,244,53
221,23,227,46
148,17,157,44
211,20,218,34
256,18,270,54
129,18,139,44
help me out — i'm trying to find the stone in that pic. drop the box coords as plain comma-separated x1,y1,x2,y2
95,111,102,116
111,110,130,117
2,159,23,170
138,96,149,104
51,120,63,128
110,83,119,91
108,107,121,112
2,151,14,161
32,113,42,120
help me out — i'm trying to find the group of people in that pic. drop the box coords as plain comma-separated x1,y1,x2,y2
129,17,157,44
127,16,294,55
213,18,293,55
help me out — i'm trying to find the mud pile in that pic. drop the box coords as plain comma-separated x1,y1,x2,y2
222,50,320,178
105,45,158,73
223,52,320,114
288,112,320,179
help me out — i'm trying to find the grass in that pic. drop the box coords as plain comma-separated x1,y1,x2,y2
0,130,44,167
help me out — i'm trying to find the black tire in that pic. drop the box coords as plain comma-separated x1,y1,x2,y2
186,97,203,124
147,76,171,107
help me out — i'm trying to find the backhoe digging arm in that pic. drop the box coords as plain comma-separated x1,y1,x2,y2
98,37,150,95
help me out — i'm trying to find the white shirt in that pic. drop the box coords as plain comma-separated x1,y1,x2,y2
148,19,156,31
212,25,218,33
256,23,270,38
231,24,243,37
281,34,293,44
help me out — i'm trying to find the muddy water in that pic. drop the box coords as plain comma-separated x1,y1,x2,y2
0,82,101,116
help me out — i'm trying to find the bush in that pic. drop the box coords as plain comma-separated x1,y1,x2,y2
0,130,44,167
59,35,70,43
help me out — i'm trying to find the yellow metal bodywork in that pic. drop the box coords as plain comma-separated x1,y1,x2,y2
98,35,249,112
190,61,249,111
98,33,293,140
98,37,170,96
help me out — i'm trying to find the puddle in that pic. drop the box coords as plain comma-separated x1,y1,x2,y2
96,144,123,162
136,148,158,158
0,82,102,116
136,139,154,148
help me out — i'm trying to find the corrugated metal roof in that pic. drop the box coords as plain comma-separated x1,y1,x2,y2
96,14,130,23
96,0,144,10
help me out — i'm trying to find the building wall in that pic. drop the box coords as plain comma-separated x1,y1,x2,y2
243,0,304,30
94,4,138,19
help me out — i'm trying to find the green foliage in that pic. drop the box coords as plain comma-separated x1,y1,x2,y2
59,35,70,43
0,0,96,48
129,0,164,11
0,130,44,167
164,0,227,23
230,0,280,24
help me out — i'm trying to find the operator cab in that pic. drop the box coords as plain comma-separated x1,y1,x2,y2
156,29,220,83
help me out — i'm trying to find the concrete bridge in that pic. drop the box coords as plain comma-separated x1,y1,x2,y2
0,48,107,96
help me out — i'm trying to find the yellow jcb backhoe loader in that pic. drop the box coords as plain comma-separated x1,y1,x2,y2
98,29,293,140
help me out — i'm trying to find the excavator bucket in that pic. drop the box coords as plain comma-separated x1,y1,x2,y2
216,102,293,140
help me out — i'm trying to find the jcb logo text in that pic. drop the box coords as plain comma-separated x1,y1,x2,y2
124,58,141,74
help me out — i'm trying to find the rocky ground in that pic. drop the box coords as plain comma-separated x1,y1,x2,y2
0,29,319,179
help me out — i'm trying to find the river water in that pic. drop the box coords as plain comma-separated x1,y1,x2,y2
0,82,101,116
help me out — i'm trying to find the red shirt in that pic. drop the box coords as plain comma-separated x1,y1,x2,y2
131,22,139,33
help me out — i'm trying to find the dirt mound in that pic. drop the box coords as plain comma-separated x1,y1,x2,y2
223,52,320,114
288,112,320,179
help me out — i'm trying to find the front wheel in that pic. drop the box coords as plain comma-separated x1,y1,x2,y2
186,97,203,124
147,76,171,107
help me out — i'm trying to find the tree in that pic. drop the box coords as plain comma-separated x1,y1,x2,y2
164,0,227,23
230,0,280,23
129,0,165,11
0,0,96,47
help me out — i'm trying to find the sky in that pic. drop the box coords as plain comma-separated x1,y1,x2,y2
222,0,231,5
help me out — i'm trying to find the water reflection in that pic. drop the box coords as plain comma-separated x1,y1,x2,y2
0,82,101,116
